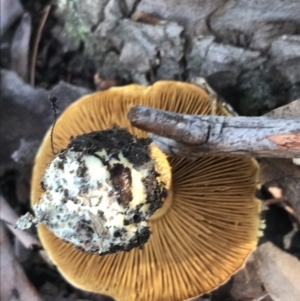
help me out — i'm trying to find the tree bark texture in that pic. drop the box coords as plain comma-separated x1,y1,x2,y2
57,0,300,116
128,105,300,158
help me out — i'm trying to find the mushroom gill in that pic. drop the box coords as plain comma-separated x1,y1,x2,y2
31,81,261,301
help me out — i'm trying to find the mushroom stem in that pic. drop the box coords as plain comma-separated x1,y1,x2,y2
148,144,173,220
16,127,171,255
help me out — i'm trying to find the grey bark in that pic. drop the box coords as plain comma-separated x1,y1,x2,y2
128,105,300,158
56,0,300,115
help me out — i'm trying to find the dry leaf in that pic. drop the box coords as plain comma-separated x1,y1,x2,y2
0,222,41,301
265,99,300,118
0,0,24,35
212,254,267,301
11,12,32,82
254,242,300,301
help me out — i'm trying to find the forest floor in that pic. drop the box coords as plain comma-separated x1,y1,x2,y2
1,1,300,301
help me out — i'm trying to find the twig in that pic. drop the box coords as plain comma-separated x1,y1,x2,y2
264,186,300,224
0,195,41,249
30,4,51,86
264,197,286,206
282,203,300,224
252,294,269,301
128,106,300,158
264,198,300,224
49,95,58,155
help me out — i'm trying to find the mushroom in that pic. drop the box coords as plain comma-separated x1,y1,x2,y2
17,127,170,255
30,81,262,301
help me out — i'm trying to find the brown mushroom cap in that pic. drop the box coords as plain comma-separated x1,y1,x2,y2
31,81,261,301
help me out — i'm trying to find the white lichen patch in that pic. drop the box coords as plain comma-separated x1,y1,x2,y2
16,129,168,255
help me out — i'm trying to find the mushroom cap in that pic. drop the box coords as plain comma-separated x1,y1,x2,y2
31,81,261,301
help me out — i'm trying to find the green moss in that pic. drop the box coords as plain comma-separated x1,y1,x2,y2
57,0,94,56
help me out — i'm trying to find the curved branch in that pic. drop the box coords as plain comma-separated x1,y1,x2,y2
128,106,300,158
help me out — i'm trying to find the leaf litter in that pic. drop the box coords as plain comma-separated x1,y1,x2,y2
1,0,300,299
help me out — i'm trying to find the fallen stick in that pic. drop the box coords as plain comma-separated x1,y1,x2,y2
128,106,300,158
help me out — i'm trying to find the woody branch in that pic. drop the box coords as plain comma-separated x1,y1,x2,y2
128,106,300,159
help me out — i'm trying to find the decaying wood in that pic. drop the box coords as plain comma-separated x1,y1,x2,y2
128,105,300,158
